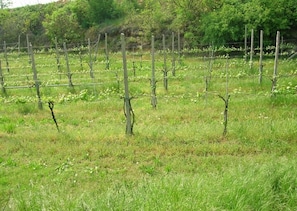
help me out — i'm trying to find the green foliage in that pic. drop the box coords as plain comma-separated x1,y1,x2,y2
200,0,297,45
43,5,83,43
88,0,121,25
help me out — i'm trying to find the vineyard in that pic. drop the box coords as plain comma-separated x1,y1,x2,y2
1,33,297,210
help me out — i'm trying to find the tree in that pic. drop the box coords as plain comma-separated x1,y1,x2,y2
43,5,83,43
88,0,121,25
70,0,91,29
0,0,11,9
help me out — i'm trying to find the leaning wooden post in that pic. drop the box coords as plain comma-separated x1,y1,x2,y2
151,35,157,109
0,60,7,95
105,33,110,70
249,29,254,69
88,38,94,78
63,42,73,88
259,30,264,84
3,41,9,72
271,31,280,95
121,33,134,135
162,34,168,91
172,32,176,76
29,43,42,110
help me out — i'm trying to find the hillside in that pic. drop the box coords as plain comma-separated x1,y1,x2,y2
0,0,297,49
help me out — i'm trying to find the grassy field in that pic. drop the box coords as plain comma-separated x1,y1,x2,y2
1,47,297,210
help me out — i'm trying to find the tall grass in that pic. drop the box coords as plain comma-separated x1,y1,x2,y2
0,50,297,210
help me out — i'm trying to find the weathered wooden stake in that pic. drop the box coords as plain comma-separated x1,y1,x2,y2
63,42,73,88
3,41,9,72
94,33,101,61
259,30,263,84
26,34,31,64
271,31,280,95
162,34,168,91
151,35,157,109
172,32,176,76
88,38,94,78
0,60,7,95
105,33,110,70
121,33,134,135
29,43,42,110
249,29,254,69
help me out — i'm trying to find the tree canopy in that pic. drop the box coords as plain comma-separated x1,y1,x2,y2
0,0,296,48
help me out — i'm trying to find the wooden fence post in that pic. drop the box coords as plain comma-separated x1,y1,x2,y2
172,32,176,76
259,30,263,84
162,34,168,91
0,60,7,95
63,42,73,88
121,33,134,135
271,31,280,95
29,43,42,110
151,35,157,109
249,29,254,69
3,41,9,72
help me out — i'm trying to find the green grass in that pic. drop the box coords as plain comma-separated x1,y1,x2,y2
0,49,297,210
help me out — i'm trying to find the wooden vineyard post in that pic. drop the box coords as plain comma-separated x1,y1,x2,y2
63,42,74,88
249,29,254,69
105,33,110,70
259,30,264,84
244,25,248,62
151,35,157,109
29,43,42,110
55,37,61,79
271,31,280,95
79,46,83,71
172,32,176,76
132,47,136,77
94,33,101,61
162,34,168,91
18,35,21,57
3,41,9,72
178,30,181,65
218,55,230,137
121,33,134,135
26,34,31,64
88,38,94,78
0,60,7,95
